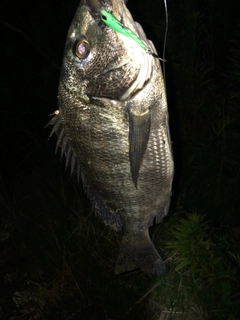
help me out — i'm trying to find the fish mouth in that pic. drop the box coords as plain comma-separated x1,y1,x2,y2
83,0,153,54
82,0,153,58
83,0,128,12
83,0,129,26
83,0,112,23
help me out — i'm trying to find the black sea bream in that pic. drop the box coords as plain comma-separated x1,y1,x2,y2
49,0,174,276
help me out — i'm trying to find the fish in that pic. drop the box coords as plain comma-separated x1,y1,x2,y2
48,0,174,276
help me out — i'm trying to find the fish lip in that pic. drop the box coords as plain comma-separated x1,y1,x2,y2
82,0,142,43
83,0,112,22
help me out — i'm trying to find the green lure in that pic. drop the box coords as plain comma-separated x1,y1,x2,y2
101,9,165,61
101,9,147,50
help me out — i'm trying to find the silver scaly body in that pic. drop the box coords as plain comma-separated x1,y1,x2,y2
49,0,174,275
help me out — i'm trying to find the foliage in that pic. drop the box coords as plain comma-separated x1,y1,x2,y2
166,213,218,275
164,212,240,319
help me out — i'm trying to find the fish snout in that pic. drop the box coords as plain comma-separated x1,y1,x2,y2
83,0,111,13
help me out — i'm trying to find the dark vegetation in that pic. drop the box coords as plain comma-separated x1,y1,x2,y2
1,0,239,319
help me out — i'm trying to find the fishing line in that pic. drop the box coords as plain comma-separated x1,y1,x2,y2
162,0,168,86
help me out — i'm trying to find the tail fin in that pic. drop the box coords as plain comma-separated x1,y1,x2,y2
115,231,166,276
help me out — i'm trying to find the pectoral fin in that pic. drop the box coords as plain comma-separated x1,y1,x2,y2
128,109,151,188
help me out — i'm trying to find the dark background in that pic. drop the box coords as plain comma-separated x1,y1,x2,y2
1,0,240,319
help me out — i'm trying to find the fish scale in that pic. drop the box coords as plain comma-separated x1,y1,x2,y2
48,0,174,276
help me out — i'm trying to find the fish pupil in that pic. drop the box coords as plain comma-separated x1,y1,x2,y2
75,39,90,59
78,43,87,54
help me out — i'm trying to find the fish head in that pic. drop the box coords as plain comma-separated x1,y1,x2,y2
60,0,155,103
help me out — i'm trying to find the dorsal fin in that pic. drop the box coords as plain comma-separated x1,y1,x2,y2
47,110,123,231
47,111,80,176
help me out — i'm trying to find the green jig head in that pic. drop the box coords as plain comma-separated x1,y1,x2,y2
101,9,165,61
101,9,147,50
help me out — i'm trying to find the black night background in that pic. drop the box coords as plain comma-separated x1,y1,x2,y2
1,0,240,319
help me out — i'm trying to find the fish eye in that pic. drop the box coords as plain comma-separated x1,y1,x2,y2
74,39,90,59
